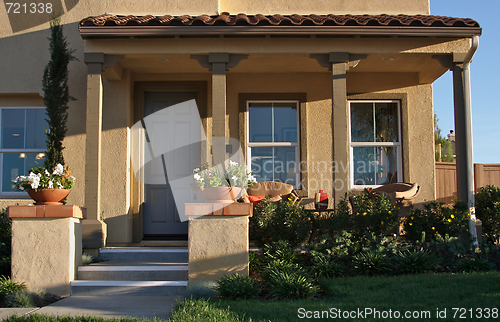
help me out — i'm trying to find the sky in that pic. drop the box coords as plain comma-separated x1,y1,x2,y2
430,0,500,163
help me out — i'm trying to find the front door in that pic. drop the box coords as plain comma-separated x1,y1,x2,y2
143,91,200,238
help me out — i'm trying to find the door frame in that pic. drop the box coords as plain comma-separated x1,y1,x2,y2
132,81,208,242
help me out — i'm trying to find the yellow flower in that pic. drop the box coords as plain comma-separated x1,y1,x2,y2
432,227,435,230
381,221,384,225
357,212,359,216
411,216,414,220
363,212,367,216
409,222,413,226
388,211,392,214
448,219,452,223
451,215,455,219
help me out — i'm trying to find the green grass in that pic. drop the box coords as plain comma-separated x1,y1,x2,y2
4,272,500,322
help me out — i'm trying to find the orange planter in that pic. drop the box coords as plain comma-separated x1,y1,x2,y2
27,189,71,206
200,187,243,203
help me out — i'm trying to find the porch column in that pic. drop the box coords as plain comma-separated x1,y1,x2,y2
330,53,350,203
191,53,247,163
83,53,106,250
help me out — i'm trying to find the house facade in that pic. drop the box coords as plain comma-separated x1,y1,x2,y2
0,0,481,249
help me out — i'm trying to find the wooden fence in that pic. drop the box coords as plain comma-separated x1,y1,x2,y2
435,163,500,203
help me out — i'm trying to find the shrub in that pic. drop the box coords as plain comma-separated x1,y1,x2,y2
248,251,262,274
82,253,95,265
351,189,399,240
395,249,439,275
403,201,469,243
0,208,11,277
5,289,51,307
353,252,393,276
0,276,26,303
480,241,500,270
426,234,470,272
475,185,500,244
308,252,344,279
215,274,261,299
262,240,298,265
250,198,311,247
184,281,218,300
266,269,318,300
457,257,494,273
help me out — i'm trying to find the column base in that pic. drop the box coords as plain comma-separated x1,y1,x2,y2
82,219,107,249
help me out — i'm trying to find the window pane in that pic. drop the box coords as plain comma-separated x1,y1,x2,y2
2,109,25,149
250,147,297,186
2,152,46,192
353,146,398,186
351,103,374,142
274,103,298,143
26,109,47,149
249,103,272,142
2,153,24,192
375,103,399,142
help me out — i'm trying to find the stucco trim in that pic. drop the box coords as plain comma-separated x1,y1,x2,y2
238,93,308,196
347,93,409,184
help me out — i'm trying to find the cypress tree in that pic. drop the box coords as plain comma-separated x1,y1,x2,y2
42,18,77,170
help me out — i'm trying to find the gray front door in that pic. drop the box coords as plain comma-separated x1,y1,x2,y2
143,91,200,237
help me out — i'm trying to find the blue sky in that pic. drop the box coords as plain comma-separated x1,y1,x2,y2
431,1,499,163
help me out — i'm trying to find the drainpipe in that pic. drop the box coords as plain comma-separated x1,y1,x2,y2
463,35,479,245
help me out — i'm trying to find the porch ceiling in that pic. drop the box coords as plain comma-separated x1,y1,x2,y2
116,52,446,84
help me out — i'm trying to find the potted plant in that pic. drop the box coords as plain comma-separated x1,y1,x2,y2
192,161,257,203
12,18,76,205
13,164,75,205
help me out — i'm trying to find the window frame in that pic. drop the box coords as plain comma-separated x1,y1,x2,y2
348,100,403,189
0,106,47,195
245,100,301,189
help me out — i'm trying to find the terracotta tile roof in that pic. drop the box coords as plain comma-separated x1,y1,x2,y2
80,12,480,29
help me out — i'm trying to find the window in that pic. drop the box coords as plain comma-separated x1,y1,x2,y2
349,100,402,187
247,101,300,188
0,107,46,193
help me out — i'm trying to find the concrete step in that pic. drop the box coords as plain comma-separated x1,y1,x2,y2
98,247,188,263
78,262,188,281
70,280,188,296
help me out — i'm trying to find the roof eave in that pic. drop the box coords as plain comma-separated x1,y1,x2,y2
79,25,482,39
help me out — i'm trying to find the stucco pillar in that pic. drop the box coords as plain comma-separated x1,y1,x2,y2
330,53,350,203
83,53,106,249
191,53,247,163
8,205,84,297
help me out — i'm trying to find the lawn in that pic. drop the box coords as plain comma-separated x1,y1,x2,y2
169,272,500,322
3,272,499,322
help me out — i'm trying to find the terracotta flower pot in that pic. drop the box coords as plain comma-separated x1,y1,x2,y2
27,189,71,206
200,187,243,203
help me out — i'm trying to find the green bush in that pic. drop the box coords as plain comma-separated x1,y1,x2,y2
248,251,262,274
457,256,494,273
215,274,261,300
350,190,399,240
261,240,298,265
266,268,318,300
353,252,393,276
403,201,469,243
480,241,500,270
5,289,52,307
307,252,344,279
395,249,439,275
0,208,11,277
250,198,311,247
425,234,470,272
475,185,500,244
0,276,26,303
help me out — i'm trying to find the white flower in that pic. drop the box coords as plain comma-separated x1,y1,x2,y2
48,181,53,189
30,177,40,189
53,164,64,176
70,176,76,181
248,174,257,183
18,186,24,191
229,160,238,166
45,169,50,176
194,173,203,181
231,176,238,182
193,168,200,173
56,182,63,189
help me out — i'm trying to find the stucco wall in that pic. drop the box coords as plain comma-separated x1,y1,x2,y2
220,0,429,15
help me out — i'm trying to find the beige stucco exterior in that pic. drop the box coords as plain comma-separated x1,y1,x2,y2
11,217,82,296
0,0,478,246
